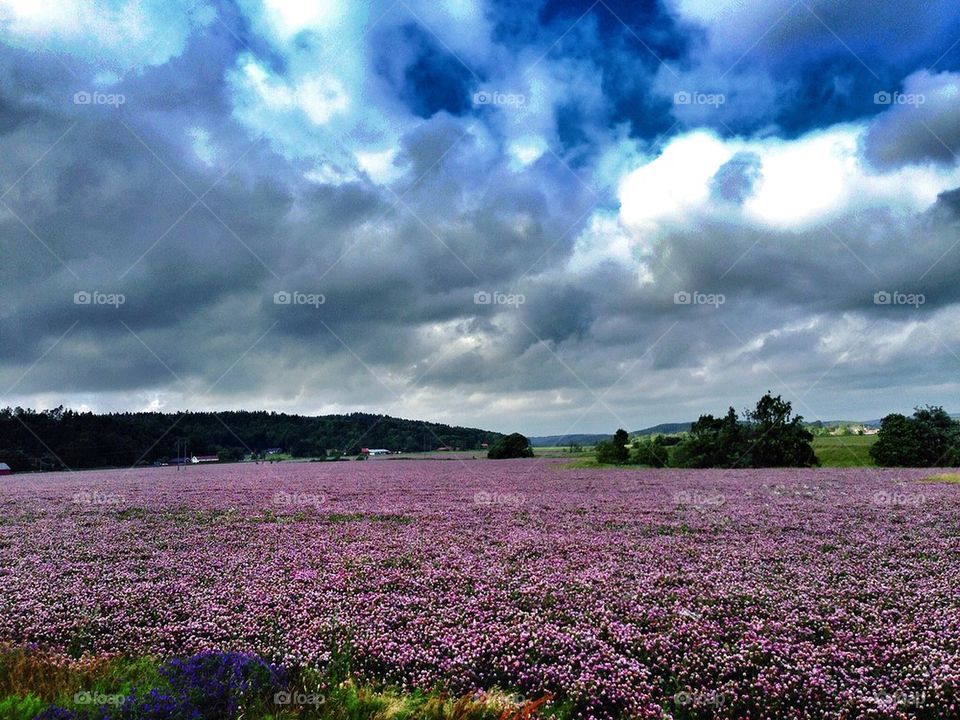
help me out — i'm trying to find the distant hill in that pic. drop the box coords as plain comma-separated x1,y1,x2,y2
0,407,503,471
530,422,693,447
634,422,693,436
527,433,610,447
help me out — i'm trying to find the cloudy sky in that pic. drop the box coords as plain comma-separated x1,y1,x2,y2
2,0,960,436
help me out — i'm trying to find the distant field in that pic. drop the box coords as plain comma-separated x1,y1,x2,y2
534,446,591,458
812,434,877,467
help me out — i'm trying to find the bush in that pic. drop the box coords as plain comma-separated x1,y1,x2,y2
629,437,669,467
870,406,960,467
487,433,534,459
744,392,818,467
595,430,630,464
672,408,746,468
673,393,818,468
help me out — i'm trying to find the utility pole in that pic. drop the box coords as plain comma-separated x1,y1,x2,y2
174,438,189,471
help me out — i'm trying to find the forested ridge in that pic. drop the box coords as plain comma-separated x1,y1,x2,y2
0,407,503,470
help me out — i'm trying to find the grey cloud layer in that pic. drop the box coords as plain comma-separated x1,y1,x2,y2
2,3,960,434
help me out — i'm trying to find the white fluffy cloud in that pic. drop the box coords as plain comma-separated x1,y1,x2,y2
615,123,960,244
0,0,213,68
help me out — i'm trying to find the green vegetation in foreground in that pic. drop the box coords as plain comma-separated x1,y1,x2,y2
921,472,960,483
0,648,554,720
811,435,877,467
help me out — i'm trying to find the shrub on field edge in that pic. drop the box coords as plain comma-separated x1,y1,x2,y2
21,649,553,720
870,405,960,466
629,437,669,468
596,429,630,464
487,433,534,459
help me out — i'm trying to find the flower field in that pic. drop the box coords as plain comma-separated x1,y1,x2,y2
1,459,959,719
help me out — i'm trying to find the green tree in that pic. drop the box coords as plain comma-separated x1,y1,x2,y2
596,428,631,464
673,393,817,468
630,436,669,467
744,393,817,467
487,433,534,459
217,447,244,463
673,408,745,468
871,406,960,466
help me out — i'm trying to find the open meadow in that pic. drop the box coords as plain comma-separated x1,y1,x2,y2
2,459,959,719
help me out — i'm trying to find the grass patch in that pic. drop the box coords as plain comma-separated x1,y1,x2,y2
0,646,163,703
324,513,413,525
0,693,47,720
559,458,623,469
114,507,150,520
811,435,877,467
921,473,960,484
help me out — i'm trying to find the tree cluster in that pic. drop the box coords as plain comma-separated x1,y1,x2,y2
487,433,535,459
870,406,960,466
596,393,819,468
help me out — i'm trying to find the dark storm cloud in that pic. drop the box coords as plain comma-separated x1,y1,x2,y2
656,0,960,136
3,0,960,434
862,71,960,169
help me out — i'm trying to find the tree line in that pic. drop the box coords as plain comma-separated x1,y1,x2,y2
0,407,503,471
596,394,960,468
597,392,819,468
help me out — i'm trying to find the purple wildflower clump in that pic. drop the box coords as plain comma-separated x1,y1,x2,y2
32,653,286,720
111,689,199,720
34,709,84,720
159,651,287,719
